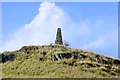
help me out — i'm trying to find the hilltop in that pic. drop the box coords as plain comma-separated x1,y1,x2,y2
0,44,120,78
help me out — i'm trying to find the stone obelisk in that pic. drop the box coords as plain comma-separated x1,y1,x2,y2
55,28,63,45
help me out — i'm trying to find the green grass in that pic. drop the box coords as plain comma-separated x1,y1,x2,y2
1,44,120,78
2,60,119,78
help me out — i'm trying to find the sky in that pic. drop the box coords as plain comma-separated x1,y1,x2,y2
1,2,118,58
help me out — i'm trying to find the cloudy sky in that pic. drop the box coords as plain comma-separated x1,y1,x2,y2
1,2,118,58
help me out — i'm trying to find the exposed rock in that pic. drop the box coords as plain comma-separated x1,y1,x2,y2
38,52,47,60
19,49,26,54
90,55,104,64
51,53,72,61
89,55,116,65
72,52,86,59
19,46,39,54
102,59,109,64
51,55,58,61
51,52,86,61
73,52,78,59
61,53,72,59
2,54,15,63
95,55,103,63
113,59,120,64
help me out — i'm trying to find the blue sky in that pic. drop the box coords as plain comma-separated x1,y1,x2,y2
2,2,118,58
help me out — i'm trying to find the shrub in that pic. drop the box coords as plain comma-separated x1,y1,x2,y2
64,41,70,47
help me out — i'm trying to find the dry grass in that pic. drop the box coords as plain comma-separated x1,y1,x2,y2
0,64,2,79
1,44,120,78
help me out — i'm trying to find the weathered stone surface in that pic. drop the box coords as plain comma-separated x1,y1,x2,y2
90,55,104,63
72,52,86,59
19,49,26,54
55,28,63,45
94,55,103,63
51,53,72,61
1,54,15,63
6,54,15,61
61,53,72,59
19,46,39,54
113,59,120,64
102,59,108,64
51,52,86,61
89,55,119,65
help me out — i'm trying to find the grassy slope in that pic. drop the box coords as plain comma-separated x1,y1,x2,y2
0,64,2,79
1,45,120,78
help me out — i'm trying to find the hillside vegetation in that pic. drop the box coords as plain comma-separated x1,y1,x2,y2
0,44,120,78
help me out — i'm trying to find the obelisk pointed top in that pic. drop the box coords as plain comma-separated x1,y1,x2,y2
55,28,63,45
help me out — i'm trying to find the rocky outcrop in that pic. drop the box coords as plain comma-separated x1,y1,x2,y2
0,53,15,63
19,49,26,54
51,52,86,61
51,53,72,61
72,52,86,59
19,46,39,54
89,55,103,63
89,55,112,64
89,55,120,65
113,59,120,64
39,51,47,61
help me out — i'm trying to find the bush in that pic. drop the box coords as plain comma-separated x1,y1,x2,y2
64,41,70,47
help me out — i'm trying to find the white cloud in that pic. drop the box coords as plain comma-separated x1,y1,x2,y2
1,2,118,58
1,1,90,52
82,31,117,49
82,30,118,58
1,1,70,51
